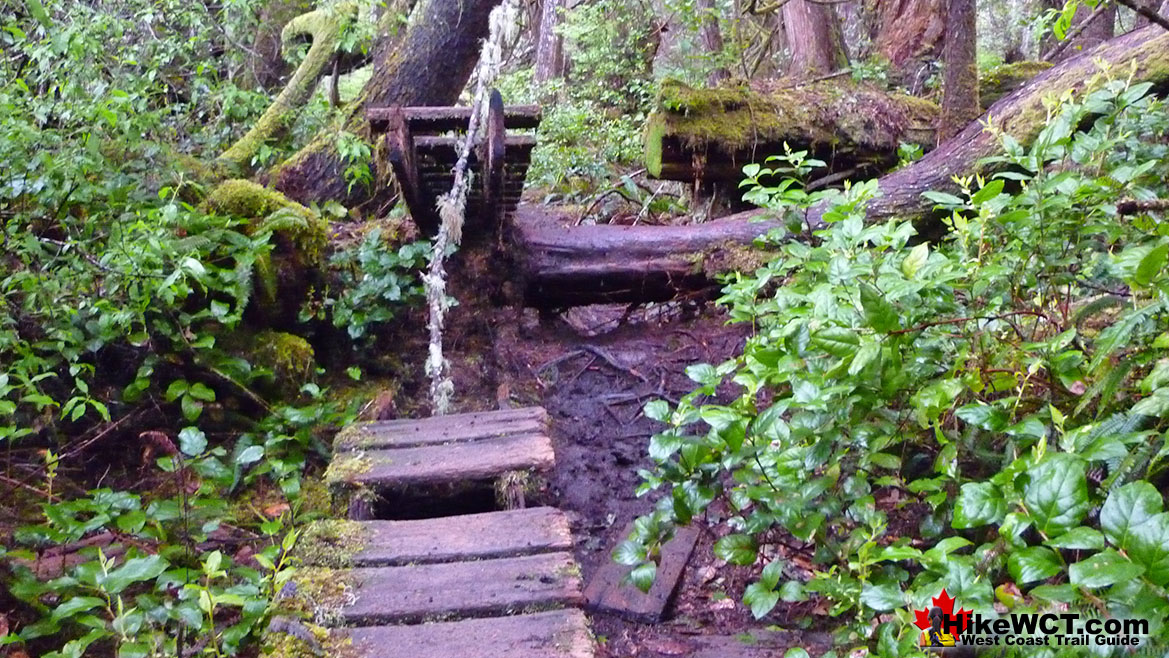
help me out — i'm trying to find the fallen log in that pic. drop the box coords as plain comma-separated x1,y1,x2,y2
522,26,1169,308
645,79,939,184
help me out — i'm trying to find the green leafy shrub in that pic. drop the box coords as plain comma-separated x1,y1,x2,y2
625,78,1169,654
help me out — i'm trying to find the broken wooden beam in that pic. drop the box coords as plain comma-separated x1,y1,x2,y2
583,523,700,623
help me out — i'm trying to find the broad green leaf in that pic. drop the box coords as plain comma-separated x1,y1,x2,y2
955,403,1008,431
1132,388,1169,417
970,179,1005,204
1068,549,1144,588
901,243,929,278
50,597,104,622
953,482,1006,528
1126,512,1169,586
644,400,670,422
1023,453,1089,537
714,534,757,565
628,562,656,593
1044,526,1105,550
177,427,207,456
101,555,168,594
811,327,859,358
1134,243,1168,287
859,284,899,333
236,445,264,465
1007,546,1061,584
860,583,905,611
744,582,780,618
1100,481,1163,549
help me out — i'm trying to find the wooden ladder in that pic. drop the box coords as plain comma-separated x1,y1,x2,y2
367,90,541,237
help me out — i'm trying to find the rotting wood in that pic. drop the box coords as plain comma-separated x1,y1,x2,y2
330,432,555,489
583,523,700,623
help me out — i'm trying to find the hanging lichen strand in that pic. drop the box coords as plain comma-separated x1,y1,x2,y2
423,0,511,415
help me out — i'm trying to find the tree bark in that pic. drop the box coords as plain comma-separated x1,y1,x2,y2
698,0,730,84
868,0,946,87
534,0,565,82
520,25,1169,307
938,0,979,141
273,0,503,206
781,0,849,78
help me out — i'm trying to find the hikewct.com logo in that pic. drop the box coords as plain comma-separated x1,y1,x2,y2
912,589,1148,650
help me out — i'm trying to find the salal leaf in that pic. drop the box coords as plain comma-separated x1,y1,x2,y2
1023,453,1089,537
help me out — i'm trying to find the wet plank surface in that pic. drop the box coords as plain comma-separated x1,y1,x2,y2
339,552,583,625
299,508,574,567
345,609,594,658
336,407,549,451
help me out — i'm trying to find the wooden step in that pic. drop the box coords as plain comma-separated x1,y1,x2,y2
367,104,542,134
584,523,700,623
336,407,549,451
327,432,555,489
344,609,594,658
298,507,573,567
295,552,583,626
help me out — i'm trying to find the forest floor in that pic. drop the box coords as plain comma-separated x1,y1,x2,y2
414,235,836,656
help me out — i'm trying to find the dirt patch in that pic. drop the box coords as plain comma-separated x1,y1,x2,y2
488,303,830,657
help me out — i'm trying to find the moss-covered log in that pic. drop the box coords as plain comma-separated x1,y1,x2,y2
203,180,328,324
272,0,503,207
645,79,939,184
528,25,1169,307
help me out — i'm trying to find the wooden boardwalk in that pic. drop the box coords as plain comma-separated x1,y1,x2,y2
270,407,595,658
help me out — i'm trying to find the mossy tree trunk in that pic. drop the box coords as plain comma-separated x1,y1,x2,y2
697,0,730,84
781,0,849,78
938,0,978,141
273,0,503,207
521,25,1169,306
247,0,314,92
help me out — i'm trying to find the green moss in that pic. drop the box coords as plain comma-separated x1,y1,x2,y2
251,330,317,396
219,3,358,169
324,452,373,486
204,179,328,305
979,61,1053,108
276,568,358,627
296,519,370,568
332,423,375,451
644,78,939,174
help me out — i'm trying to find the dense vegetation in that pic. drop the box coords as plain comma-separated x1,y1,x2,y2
2,0,1168,655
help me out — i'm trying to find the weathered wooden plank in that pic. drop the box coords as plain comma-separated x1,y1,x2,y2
345,609,594,658
335,407,549,451
367,104,543,134
339,552,583,625
298,508,574,567
583,523,700,623
330,432,555,489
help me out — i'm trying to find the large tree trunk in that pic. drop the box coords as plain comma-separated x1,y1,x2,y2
938,0,979,140
781,0,849,78
273,0,502,206
868,0,945,88
519,25,1169,307
698,0,730,84
534,0,565,82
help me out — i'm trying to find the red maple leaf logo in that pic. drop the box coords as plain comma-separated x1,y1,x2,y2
912,588,972,636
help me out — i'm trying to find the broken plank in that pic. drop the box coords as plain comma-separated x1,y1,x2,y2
584,523,700,623
335,407,549,451
298,507,574,567
345,609,594,658
335,552,584,626
328,432,555,489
